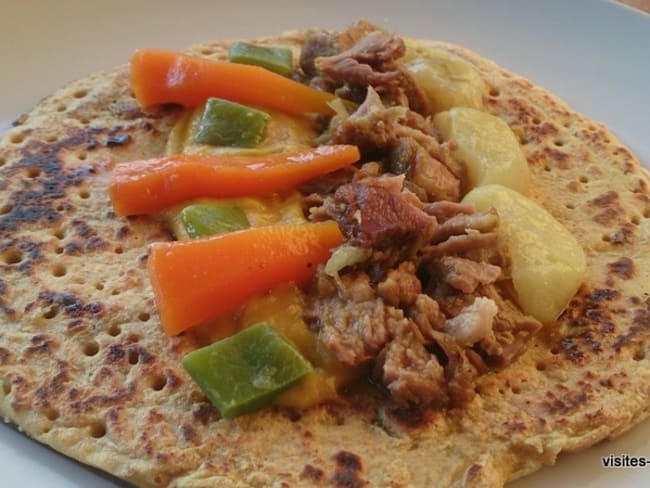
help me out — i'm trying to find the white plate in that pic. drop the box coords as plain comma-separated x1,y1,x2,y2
1,0,649,486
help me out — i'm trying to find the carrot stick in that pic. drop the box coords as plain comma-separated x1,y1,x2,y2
130,49,335,116
148,221,343,336
109,145,359,216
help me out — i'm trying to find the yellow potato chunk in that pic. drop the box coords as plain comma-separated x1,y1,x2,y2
400,44,486,113
434,107,530,194
462,184,586,322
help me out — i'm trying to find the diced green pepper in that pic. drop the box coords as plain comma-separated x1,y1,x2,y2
180,203,249,238
228,42,294,76
182,323,313,418
194,98,270,147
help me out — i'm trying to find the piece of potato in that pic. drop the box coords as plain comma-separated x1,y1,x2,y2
434,107,530,194
462,184,586,322
400,44,486,113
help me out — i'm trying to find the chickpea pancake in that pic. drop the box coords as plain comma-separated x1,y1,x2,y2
0,21,649,487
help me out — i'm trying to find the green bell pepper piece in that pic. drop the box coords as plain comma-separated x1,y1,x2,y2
194,97,270,148
180,203,249,238
228,42,293,76
182,323,313,418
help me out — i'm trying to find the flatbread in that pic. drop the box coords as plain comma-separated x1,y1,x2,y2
1,28,649,487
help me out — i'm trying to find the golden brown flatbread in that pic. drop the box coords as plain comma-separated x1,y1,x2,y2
0,26,649,487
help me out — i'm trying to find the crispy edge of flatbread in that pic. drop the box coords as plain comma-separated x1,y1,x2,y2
0,31,648,487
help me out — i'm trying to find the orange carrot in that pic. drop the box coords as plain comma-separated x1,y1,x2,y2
109,145,360,216
130,49,335,116
148,221,343,336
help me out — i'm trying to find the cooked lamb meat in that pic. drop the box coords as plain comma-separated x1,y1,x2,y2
312,24,429,113
307,292,407,366
430,209,499,245
477,284,542,366
320,180,436,250
299,30,340,77
407,294,446,340
436,256,501,293
444,296,499,346
300,23,543,412
424,201,476,222
377,261,422,307
380,331,448,407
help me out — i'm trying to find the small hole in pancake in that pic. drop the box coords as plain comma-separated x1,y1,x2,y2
632,215,641,225
79,189,90,199
602,234,611,243
73,89,88,99
26,167,41,178
200,48,214,55
54,246,64,255
0,157,5,167
107,323,121,337
53,228,65,239
128,349,139,365
553,139,565,147
43,407,59,421
543,165,551,172
644,209,650,219
3,248,22,265
0,204,12,215
95,282,104,291
489,87,500,97
511,386,521,394
579,176,589,184
10,133,24,144
138,312,150,322
532,117,541,125
89,422,106,438
550,347,560,355
83,341,99,356
535,361,547,371
43,306,59,320
111,289,121,296
633,349,645,361
56,104,66,112
565,203,575,210
150,374,167,391
79,117,90,125
77,152,87,161
114,246,123,254
2,381,11,395
51,263,67,277
44,135,58,143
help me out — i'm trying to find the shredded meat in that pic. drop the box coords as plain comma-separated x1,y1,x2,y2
312,23,429,113
319,180,436,250
436,256,501,293
307,292,406,367
477,284,543,366
332,88,459,200
377,261,421,307
299,30,339,77
444,297,498,346
300,22,544,412
380,332,447,407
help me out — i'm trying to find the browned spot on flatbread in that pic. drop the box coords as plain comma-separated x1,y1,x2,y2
302,464,326,483
332,450,366,488
608,257,635,280
38,290,103,318
465,463,482,482
25,334,58,355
